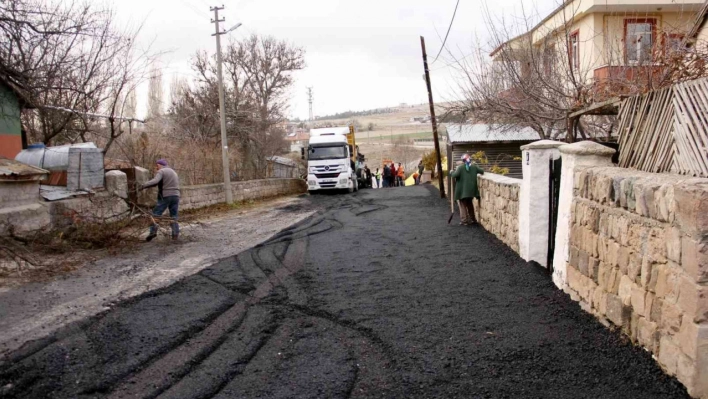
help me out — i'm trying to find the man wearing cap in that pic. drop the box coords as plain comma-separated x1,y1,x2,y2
141,159,181,241
450,153,484,225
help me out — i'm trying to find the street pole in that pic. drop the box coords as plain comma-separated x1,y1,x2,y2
211,6,233,204
420,36,445,199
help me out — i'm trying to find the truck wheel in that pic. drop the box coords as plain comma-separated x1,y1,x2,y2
354,179,359,192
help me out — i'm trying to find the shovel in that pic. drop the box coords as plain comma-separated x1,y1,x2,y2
447,177,455,224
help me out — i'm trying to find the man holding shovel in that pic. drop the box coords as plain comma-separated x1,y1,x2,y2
141,159,181,241
449,154,484,225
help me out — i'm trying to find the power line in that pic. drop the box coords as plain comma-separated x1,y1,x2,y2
432,0,460,64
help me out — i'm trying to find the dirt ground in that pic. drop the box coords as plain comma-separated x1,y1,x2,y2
0,194,319,357
0,185,690,398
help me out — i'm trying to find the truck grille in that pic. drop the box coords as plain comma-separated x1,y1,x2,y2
315,172,340,179
312,164,344,173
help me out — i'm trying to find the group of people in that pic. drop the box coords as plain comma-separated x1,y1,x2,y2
367,161,425,188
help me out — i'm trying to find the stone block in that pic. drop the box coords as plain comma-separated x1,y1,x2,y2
632,285,648,316
578,250,590,277
677,275,708,323
621,247,634,278
607,240,621,267
681,236,708,284
648,228,668,264
655,264,670,299
640,258,655,288
608,267,621,295
606,293,631,327
630,311,640,339
673,182,708,238
135,166,156,207
621,178,637,211
651,297,664,324
667,227,682,264
619,275,634,306
677,353,697,396
637,316,659,351
661,301,683,334
105,170,128,199
589,257,600,283
677,315,699,358
659,335,681,376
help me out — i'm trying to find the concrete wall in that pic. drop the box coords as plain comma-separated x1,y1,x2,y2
564,166,708,398
477,173,521,253
180,178,307,210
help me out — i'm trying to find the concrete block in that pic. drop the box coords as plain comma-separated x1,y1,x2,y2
67,148,104,191
105,170,128,199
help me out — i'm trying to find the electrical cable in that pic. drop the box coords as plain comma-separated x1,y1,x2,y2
432,0,460,64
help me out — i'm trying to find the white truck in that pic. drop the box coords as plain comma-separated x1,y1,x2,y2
303,126,362,193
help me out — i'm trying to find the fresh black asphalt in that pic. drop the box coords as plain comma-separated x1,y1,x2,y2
0,185,690,398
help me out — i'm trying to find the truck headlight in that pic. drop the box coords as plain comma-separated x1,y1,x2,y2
308,180,316,186
339,178,348,184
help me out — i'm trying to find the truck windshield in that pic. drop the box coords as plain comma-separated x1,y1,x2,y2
308,145,347,160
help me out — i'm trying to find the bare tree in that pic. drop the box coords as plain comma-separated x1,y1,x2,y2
229,35,305,178
1,0,155,151
147,64,163,120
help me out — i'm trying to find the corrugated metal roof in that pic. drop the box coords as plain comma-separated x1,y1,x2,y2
266,156,297,167
446,124,540,144
0,158,49,181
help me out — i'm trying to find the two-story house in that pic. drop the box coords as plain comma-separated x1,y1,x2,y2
491,0,705,97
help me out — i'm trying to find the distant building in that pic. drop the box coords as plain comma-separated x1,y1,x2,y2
0,75,33,159
285,129,310,153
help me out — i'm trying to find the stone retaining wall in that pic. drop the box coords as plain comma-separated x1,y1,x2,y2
180,178,307,210
565,166,708,397
477,173,521,253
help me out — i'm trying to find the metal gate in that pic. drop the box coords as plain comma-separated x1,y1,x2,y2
546,157,562,273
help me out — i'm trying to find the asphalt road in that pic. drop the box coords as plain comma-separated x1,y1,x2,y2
0,186,690,398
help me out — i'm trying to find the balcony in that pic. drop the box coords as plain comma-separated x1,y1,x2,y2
593,65,669,99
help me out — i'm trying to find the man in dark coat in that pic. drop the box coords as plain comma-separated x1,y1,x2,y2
382,164,391,188
450,153,484,225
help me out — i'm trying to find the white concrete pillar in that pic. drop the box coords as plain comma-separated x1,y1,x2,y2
552,141,615,289
518,140,564,268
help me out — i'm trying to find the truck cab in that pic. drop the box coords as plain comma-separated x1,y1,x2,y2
305,127,359,193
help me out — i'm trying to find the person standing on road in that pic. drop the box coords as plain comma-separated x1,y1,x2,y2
390,163,397,187
450,154,484,225
382,164,391,188
141,159,181,241
417,161,424,184
365,165,372,188
396,163,405,187
374,168,382,188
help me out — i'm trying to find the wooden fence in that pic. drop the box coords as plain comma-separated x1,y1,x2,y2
616,77,708,177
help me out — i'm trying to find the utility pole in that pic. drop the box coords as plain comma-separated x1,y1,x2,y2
420,36,445,199
307,87,314,122
211,5,233,204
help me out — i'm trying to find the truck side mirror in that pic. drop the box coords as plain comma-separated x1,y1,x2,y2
348,144,353,155
300,147,305,160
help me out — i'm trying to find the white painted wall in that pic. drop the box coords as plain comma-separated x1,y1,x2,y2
519,140,563,267
552,141,615,289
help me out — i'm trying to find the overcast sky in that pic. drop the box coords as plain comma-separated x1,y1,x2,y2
114,0,556,120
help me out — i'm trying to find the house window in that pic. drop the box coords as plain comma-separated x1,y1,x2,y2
625,19,656,64
569,31,580,71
